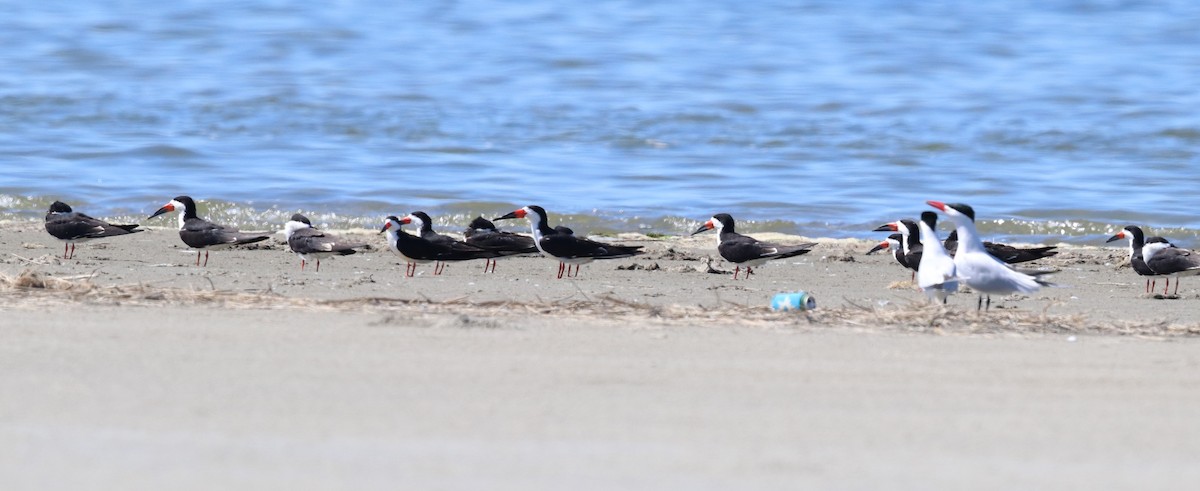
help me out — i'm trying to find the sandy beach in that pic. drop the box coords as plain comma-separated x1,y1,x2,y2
3,222,1200,489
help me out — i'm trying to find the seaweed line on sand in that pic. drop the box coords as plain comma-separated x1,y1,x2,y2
2,269,1198,338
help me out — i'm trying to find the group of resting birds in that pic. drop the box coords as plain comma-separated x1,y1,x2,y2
43,197,644,278
865,201,1200,307
379,205,641,279
864,201,1059,309
41,196,1200,308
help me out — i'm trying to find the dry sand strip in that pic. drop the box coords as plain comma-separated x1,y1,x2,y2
2,300,1200,490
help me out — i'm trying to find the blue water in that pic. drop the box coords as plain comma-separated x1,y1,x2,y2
3,0,1200,243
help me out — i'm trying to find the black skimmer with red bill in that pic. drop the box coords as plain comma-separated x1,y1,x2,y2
494,205,643,279
692,213,816,280
1106,226,1173,294
148,196,270,267
44,201,142,259
943,230,1058,264
283,214,367,272
915,211,959,304
464,216,538,273
1141,239,1200,297
928,201,1056,311
380,215,499,277
873,219,921,279
866,233,910,269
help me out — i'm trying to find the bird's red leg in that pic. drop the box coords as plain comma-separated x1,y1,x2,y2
195,251,201,266
733,266,740,280
301,259,306,271
316,260,321,273
557,262,565,279
203,251,209,267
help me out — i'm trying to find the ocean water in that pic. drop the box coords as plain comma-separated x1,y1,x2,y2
2,0,1200,244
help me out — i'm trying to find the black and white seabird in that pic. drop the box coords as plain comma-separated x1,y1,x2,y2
1142,239,1200,297
943,230,1058,264
928,201,1055,311
915,211,959,304
148,196,270,267
866,233,910,270
495,205,642,278
283,214,367,272
691,213,816,280
464,216,539,273
44,200,141,259
1106,225,1172,294
873,219,921,279
380,215,499,277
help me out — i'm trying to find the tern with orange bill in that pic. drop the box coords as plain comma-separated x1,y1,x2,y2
927,201,1056,311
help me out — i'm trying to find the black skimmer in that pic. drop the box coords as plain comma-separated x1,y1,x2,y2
943,230,1058,264
464,216,538,273
494,205,643,279
915,211,959,304
44,201,142,259
402,211,502,275
866,233,908,268
1142,239,1200,297
283,214,367,272
380,215,499,277
873,219,921,279
691,213,816,280
928,201,1055,311
148,196,270,267
1106,226,1172,294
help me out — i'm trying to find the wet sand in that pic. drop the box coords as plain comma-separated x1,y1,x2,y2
2,222,1199,489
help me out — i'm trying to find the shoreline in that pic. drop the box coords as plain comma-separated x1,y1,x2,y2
2,222,1197,336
